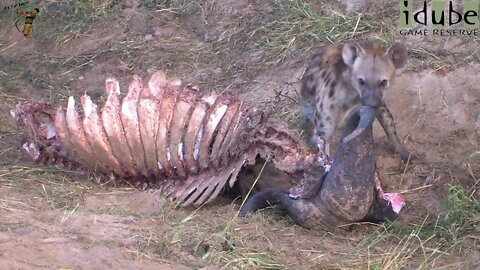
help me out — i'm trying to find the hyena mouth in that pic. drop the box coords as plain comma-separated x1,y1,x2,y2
360,90,383,108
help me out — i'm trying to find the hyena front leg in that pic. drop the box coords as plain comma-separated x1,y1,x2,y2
300,101,316,143
376,104,422,162
314,112,334,158
312,105,337,175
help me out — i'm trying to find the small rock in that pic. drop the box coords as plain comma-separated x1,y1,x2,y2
144,34,153,41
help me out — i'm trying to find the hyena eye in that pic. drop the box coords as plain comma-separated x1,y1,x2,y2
379,79,389,87
358,78,366,86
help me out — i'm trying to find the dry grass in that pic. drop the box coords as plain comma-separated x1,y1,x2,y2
0,0,479,269
0,154,478,269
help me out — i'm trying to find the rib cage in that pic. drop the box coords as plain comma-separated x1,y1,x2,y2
11,71,321,206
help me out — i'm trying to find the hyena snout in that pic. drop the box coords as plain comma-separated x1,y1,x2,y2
360,89,383,108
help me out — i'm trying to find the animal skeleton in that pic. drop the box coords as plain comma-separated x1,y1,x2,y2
11,71,320,207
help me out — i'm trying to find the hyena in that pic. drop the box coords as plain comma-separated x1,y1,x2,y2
300,38,417,162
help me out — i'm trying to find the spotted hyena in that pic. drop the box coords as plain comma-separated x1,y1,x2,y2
300,38,418,162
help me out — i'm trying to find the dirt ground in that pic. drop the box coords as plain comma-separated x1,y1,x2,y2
0,0,479,269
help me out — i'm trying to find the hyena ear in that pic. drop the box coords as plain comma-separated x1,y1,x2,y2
342,41,364,67
387,42,409,69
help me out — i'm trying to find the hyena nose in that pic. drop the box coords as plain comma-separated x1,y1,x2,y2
362,98,381,108
361,90,382,108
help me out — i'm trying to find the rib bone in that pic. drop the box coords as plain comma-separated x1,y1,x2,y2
11,71,322,206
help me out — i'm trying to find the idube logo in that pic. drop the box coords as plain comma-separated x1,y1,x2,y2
399,0,479,36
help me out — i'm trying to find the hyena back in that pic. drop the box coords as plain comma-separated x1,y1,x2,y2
300,38,416,161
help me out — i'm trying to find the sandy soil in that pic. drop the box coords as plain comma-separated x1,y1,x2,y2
0,0,479,269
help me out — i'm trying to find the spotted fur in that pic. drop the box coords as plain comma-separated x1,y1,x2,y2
300,38,417,161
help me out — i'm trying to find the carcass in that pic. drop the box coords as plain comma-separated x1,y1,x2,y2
11,71,405,228
10,71,319,207
240,106,405,229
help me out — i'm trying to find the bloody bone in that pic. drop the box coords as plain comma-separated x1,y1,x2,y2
10,71,322,207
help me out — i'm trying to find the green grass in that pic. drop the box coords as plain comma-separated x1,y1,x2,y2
72,0,121,17
435,184,480,243
148,0,401,85
200,0,399,70
243,0,397,62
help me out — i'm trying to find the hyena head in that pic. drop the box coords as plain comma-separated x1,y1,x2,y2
342,40,408,108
